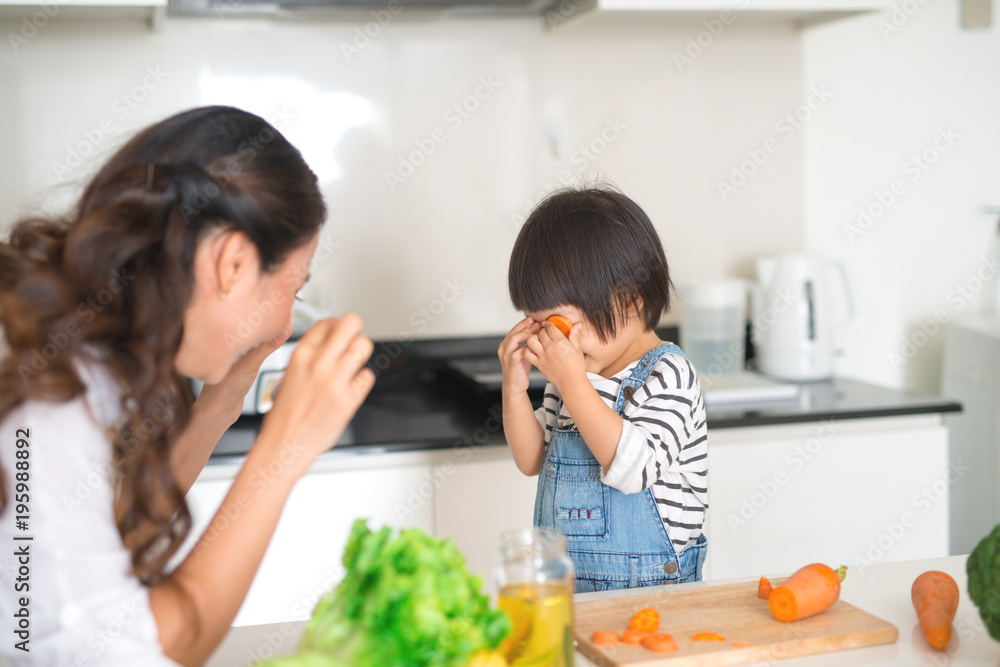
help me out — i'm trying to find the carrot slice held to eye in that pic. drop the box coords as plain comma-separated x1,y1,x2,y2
628,607,660,633
912,570,960,650
546,315,573,338
769,564,847,622
591,631,620,646
691,632,726,642
641,633,678,653
758,576,773,599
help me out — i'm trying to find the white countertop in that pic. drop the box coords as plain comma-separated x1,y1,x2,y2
206,554,998,667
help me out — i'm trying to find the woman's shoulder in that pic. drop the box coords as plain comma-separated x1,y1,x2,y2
74,356,124,430
0,329,124,433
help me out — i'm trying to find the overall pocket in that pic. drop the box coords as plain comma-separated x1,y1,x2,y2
676,534,708,584
544,457,610,541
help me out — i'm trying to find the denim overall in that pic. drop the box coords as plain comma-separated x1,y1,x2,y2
533,342,707,593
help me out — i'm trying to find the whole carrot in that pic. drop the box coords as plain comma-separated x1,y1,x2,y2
769,564,847,622
911,570,959,649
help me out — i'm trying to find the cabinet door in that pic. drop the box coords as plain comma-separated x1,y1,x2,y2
705,419,950,580
433,454,538,594
182,463,435,627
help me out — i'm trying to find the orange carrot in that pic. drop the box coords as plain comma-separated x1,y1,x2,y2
546,315,573,338
911,570,959,649
769,564,847,622
628,607,660,633
641,633,678,653
732,640,753,647
621,629,647,644
591,631,620,646
691,632,726,642
758,576,773,599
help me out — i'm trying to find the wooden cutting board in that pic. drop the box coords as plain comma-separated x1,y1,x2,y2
574,578,898,666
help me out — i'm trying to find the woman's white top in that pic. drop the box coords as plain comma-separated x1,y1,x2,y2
0,358,180,666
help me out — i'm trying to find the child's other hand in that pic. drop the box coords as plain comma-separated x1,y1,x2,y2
498,317,542,394
524,320,586,392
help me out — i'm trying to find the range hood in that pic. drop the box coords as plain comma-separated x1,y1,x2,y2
169,0,560,18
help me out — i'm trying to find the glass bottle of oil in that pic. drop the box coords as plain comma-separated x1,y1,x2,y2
496,528,575,667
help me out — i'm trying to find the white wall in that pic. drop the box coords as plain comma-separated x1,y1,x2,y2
803,0,1000,392
0,13,805,339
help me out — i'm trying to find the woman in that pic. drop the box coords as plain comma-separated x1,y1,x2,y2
0,106,375,666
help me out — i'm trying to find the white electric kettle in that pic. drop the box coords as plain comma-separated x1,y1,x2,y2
751,254,856,381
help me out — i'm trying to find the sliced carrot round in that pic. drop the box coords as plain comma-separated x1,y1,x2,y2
620,629,647,644
758,576,773,599
691,632,726,642
628,607,660,633
591,631,620,646
641,633,678,653
546,315,573,338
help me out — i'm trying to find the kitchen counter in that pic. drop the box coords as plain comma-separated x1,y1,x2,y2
207,332,961,461
205,554,998,667
704,375,961,429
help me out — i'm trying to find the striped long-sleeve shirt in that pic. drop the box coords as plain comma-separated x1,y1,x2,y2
534,350,709,551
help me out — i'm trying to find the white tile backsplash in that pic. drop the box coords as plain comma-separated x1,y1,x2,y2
0,13,805,339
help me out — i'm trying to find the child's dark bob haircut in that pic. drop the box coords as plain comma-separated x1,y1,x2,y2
508,186,672,342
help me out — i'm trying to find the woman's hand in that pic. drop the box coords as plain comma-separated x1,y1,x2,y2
156,316,374,667
524,321,586,394
195,323,293,426
169,324,294,496
498,317,542,394
255,313,375,473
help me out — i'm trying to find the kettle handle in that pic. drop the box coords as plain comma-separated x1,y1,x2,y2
830,258,859,330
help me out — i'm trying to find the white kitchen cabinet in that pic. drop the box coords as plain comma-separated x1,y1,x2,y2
0,0,165,29
432,448,538,594
180,445,530,627
703,415,951,581
180,452,437,627
182,413,951,627
549,0,892,30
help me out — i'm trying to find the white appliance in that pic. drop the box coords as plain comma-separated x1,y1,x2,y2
190,340,297,415
942,317,1000,554
752,254,855,381
679,280,748,380
679,280,800,404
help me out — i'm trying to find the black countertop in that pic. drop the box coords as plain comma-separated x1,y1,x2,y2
208,330,962,461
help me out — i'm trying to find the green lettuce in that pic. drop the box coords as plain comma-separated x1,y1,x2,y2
257,520,509,666
968,522,1000,641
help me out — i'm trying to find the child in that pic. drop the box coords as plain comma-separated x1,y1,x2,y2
498,186,708,593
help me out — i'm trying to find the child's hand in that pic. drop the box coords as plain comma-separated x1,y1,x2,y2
498,317,543,394
524,320,586,393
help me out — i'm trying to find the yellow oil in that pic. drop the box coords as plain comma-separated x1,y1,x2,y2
498,583,574,667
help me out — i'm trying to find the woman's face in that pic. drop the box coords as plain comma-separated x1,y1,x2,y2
176,230,319,384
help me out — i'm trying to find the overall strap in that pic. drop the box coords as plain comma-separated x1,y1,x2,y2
615,342,686,414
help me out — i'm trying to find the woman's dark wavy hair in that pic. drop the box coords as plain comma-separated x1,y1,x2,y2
0,106,326,584
508,186,672,341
